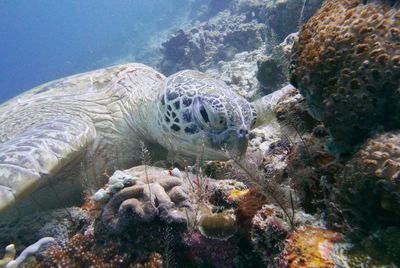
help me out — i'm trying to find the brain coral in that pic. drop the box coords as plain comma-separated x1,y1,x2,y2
101,166,193,234
290,0,400,155
333,131,400,231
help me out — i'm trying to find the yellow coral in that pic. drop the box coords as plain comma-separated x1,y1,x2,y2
228,189,249,201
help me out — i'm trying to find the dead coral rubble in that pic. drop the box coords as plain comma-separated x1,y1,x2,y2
290,0,400,154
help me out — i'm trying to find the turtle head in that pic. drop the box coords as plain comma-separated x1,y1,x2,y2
153,70,256,160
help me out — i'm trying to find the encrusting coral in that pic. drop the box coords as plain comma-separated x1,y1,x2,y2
290,0,400,154
184,231,238,268
251,204,319,266
279,226,342,268
250,204,290,266
235,188,268,239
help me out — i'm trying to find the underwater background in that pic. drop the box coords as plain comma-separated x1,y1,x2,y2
0,0,202,102
0,0,399,267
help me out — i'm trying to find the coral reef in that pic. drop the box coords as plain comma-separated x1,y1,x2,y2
248,119,282,153
333,131,400,232
274,87,318,135
235,188,267,239
228,188,249,202
159,11,265,75
207,179,248,208
0,207,90,250
279,226,342,268
250,204,290,266
285,132,340,213
100,166,193,234
256,54,287,93
93,170,139,203
290,0,400,154
39,233,129,268
203,160,233,179
232,0,323,42
261,139,292,181
256,32,298,93
184,231,238,268
159,0,324,99
206,31,298,100
205,48,263,100
251,204,319,266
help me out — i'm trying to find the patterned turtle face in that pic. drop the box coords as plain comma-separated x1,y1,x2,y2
155,70,257,159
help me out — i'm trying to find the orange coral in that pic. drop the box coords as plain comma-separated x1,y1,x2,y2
81,192,100,211
280,226,342,268
235,188,267,239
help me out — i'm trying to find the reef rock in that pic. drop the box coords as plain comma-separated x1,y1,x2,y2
290,0,400,154
206,48,263,100
184,231,238,268
232,0,323,43
159,11,265,76
251,205,318,267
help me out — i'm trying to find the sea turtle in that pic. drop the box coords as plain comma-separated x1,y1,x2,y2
0,63,266,218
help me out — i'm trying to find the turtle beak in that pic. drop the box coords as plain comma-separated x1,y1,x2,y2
210,126,250,159
230,127,249,158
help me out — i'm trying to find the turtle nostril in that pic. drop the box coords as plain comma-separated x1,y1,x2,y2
237,128,249,139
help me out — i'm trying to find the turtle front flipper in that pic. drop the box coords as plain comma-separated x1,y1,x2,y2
251,84,294,127
0,117,96,214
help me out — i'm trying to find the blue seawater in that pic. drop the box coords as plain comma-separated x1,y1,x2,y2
0,0,193,103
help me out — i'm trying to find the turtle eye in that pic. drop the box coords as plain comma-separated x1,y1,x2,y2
194,100,226,130
199,105,210,123
200,105,226,130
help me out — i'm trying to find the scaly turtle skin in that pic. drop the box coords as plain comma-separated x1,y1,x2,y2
0,63,256,217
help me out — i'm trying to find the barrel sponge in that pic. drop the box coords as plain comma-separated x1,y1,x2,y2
334,131,400,230
290,0,400,154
